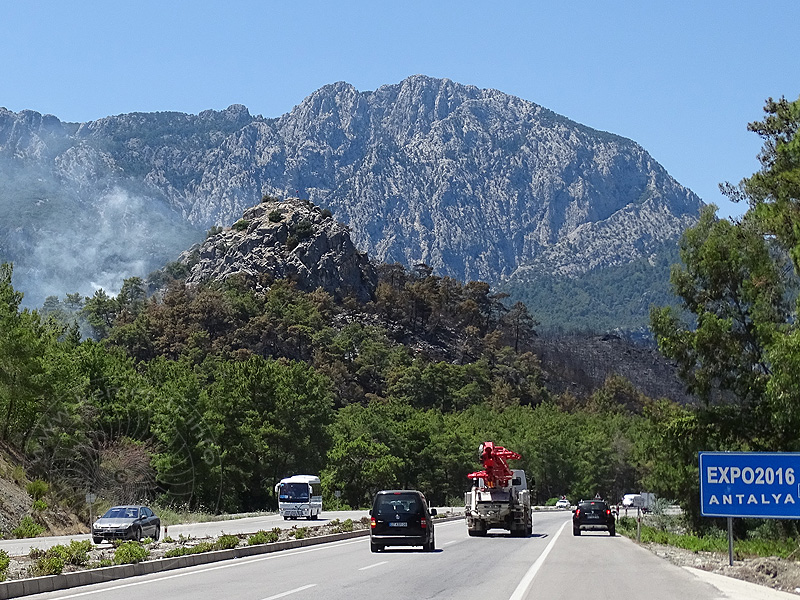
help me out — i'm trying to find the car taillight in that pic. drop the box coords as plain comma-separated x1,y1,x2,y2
371,517,376,529
421,518,427,528
606,509,611,516
575,509,581,516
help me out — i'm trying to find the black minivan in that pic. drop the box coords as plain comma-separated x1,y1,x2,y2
370,490,437,552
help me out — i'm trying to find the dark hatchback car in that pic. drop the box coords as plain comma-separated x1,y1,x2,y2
370,490,437,552
573,499,615,536
92,505,161,543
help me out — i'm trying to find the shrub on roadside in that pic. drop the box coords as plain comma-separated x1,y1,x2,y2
12,516,44,539
32,499,48,512
44,540,91,566
0,549,9,582
332,519,354,533
88,559,113,569
163,542,214,558
29,555,64,577
214,534,240,550
291,527,308,540
113,541,149,565
248,528,280,545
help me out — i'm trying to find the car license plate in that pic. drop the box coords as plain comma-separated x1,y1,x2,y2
588,515,599,519
388,522,407,527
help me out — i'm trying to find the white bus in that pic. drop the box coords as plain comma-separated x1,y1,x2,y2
275,474,322,520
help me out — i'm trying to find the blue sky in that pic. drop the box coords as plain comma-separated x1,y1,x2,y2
2,1,798,218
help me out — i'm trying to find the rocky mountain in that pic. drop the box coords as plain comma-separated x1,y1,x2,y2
0,75,702,326
179,197,377,303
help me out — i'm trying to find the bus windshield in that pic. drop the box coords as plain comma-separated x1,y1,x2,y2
279,482,310,501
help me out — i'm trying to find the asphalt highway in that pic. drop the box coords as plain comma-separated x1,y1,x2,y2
14,510,778,600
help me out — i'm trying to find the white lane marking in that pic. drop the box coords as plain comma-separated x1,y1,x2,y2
44,538,365,599
358,561,388,571
508,521,567,600
443,540,457,546
261,583,317,599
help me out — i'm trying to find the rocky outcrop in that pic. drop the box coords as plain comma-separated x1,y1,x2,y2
181,198,377,303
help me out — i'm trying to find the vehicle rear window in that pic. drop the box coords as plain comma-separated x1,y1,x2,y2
579,501,607,511
374,493,423,515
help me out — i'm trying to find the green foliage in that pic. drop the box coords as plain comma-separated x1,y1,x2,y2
501,239,682,332
32,499,48,511
113,541,149,565
268,210,284,222
89,559,113,569
163,542,214,558
12,516,44,539
332,518,354,533
233,219,250,232
206,225,223,238
29,555,64,576
290,527,308,539
647,95,800,526
42,540,91,566
26,479,48,500
248,528,280,545
0,549,9,582
293,219,314,239
214,534,240,550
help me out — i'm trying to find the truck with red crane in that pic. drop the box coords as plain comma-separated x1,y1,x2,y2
465,441,532,537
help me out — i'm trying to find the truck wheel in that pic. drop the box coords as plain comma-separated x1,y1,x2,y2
609,526,616,536
93,537,103,544
370,541,383,553
573,526,581,536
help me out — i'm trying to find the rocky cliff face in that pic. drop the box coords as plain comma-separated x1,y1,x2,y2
180,198,377,303
0,75,702,314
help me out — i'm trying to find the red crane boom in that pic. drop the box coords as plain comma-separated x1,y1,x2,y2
467,441,521,488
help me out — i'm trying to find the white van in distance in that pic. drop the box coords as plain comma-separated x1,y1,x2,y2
275,474,322,520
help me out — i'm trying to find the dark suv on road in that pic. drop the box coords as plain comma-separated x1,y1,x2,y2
370,490,437,552
573,499,615,536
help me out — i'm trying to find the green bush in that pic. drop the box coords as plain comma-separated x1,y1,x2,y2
233,219,250,232
13,516,44,538
32,499,48,512
113,541,149,565
214,534,240,550
29,555,64,576
89,559,113,569
248,528,280,545
26,480,49,500
163,542,214,558
45,540,91,566
291,527,308,540
285,235,299,251
268,210,284,222
332,519,354,533
0,549,9,582
293,219,313,239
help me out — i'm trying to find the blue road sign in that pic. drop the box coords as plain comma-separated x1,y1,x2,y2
699,452,800,518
